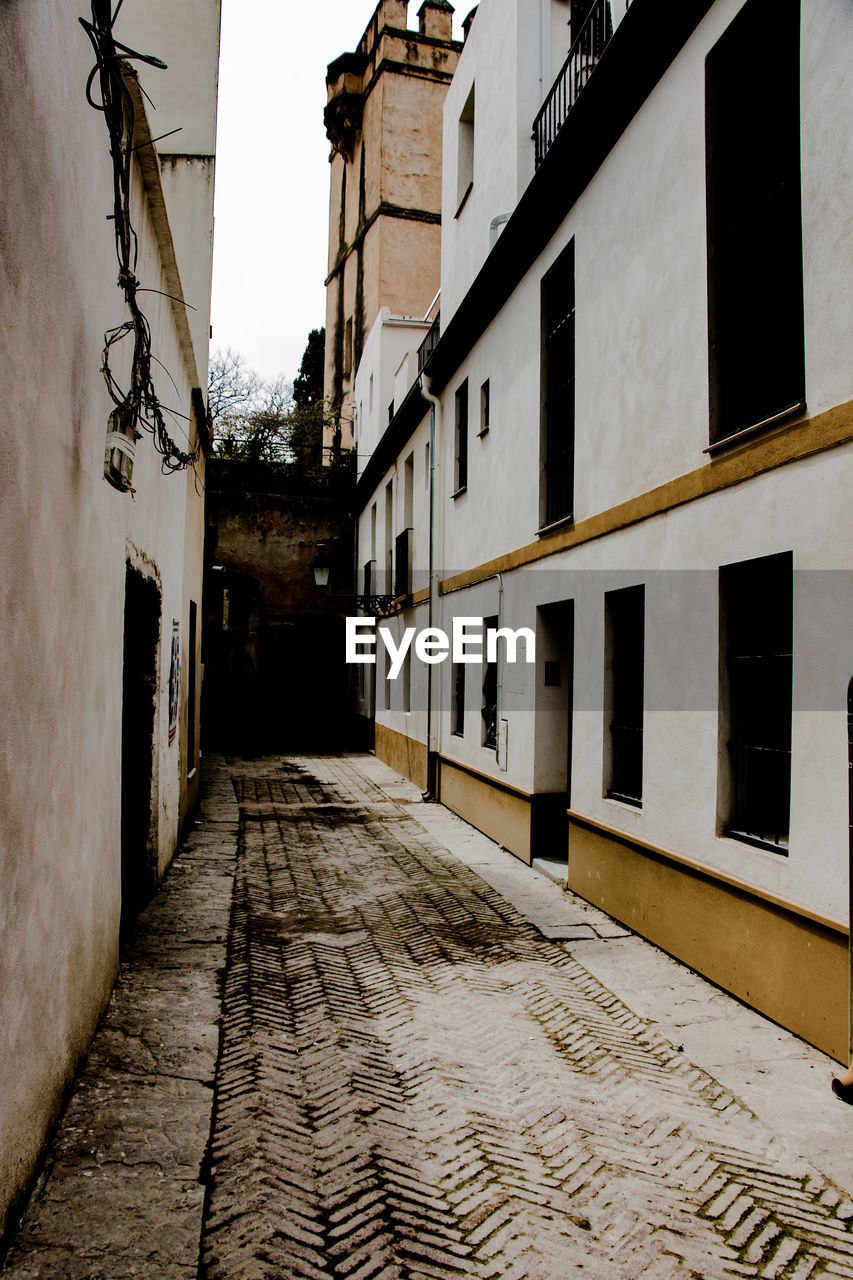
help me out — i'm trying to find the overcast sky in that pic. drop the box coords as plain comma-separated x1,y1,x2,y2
209,0,463,387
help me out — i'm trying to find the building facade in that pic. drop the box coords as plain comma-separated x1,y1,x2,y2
323,0,461,451
0,0,219,1242
350,0,853,1061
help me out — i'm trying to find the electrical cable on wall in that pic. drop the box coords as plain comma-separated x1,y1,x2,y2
79,0,198,490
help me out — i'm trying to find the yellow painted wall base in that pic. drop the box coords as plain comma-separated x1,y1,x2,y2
439,759,532,864
568,818,848,1062
374,722,429,792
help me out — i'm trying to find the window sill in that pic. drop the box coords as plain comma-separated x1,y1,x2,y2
455,182,473,219
451,485,468,500
721,827,789,856
606,790,642,810
477,426,489,438
704,401,806,456
536,513,574,538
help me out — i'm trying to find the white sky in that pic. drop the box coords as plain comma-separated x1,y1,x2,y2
209,0,463,386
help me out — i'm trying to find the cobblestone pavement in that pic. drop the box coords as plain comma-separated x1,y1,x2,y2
1,761,239,1280
5,754,853,1280
203,757,853,1280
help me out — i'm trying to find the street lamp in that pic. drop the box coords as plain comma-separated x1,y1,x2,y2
309,541,395,616
310,542,331,589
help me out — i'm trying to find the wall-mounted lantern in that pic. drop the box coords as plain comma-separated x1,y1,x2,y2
310,542,332,589
104,405,140,493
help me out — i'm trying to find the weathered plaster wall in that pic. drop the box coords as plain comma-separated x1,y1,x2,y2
0,0,216,1241
204,473,356,752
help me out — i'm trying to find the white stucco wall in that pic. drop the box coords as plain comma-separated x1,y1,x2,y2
440,0,541,320
438,0,853,572
358,0,853,929
0,0,217,1238
353,309,431,477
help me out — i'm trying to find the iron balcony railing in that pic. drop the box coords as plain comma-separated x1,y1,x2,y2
417,312,440,373
533,0,628,169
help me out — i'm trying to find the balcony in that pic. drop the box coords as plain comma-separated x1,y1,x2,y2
533,0,629,169
417,312,440,373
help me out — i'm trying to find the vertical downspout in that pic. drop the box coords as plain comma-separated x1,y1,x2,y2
539,0,551,102
420,372,442,798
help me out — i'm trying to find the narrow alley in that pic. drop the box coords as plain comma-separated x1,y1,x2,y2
4,755,853,1280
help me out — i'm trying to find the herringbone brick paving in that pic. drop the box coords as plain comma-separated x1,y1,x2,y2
199,756,853,1280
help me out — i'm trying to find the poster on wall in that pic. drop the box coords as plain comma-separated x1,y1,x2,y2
168,620,180,745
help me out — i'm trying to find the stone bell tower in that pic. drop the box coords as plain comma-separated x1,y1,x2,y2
323,0,461,451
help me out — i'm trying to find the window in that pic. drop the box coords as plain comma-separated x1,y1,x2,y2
457,84,475,213
705,0,804,443
452,664,465,737
479,379,490,436
343,317,353,378
454,380,469,492
481,614,498,750
604,585,644,806
380,643,390,711
402,649,412,714
719,552,792,850
541,241,575,527
404,452,414,526
384,481,393,595
571,0,612,56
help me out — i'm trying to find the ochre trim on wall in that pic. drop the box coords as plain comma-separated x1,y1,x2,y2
374,722,428,791
567,809,847,936
438,755,531,802
439,399,853,595
567,817,848,1062
438,757,532,864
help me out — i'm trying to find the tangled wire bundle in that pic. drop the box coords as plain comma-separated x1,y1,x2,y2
80,0,197,476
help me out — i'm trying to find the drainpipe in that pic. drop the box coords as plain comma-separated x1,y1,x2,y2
489,213,511,249
539,0,551,103
420,371,442,799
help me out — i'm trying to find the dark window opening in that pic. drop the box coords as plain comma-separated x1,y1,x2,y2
482,614,498,750
720,552,792,850
541,240,575,526
457,84,475,211
452,663,465,737
455,379,469,491
705,0,804,443
605,584,644,806
570,0,613,57
187,600,198,776
479,378,490,435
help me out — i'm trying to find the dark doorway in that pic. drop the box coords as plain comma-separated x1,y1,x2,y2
121,563,161,930
532,600,575,873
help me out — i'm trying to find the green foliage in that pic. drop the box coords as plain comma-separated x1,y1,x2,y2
293,329,325,409
208,333,332,465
